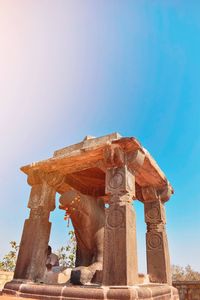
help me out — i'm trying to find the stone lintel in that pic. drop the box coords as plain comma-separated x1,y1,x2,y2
20,135,173,196
54,132,122,157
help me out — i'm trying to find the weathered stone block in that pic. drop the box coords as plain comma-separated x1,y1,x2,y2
105,166,135,196
103,203,138,285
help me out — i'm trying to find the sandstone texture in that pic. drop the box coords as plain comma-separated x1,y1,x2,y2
3,133,178,300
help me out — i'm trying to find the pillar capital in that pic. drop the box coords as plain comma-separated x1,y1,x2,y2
126,149,145,172
27,169,65,189
141,184,173,203
27,170,65,211
27,169,44,186
142,186,159,202
144,199,166,226
103,144,125,168
105,165,135,198
27,181,55,211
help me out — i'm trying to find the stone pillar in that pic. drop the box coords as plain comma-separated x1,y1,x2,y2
14,170,63,281
142,187,171,285
102,165,138,286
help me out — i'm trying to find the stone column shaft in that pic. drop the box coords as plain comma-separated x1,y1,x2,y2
144,198,171,285
102,166,138,286
14,175,56,281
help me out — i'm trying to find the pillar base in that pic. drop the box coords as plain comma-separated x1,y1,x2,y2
3,280,179,300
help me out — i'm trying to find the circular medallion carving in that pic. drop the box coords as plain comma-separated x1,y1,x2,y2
146,207,159,220
109,172,123,189
147,233,162,250
107,209,124,228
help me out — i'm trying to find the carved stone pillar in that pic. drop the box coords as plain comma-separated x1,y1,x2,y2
143,187,171,285
102,165,138,286
14,170,63,281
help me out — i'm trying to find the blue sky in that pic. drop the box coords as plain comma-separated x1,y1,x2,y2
0,0,200,273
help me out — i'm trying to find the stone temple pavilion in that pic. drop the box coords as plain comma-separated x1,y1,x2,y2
3,133,179,300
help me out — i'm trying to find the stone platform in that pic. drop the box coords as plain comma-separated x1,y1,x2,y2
3,281,179,300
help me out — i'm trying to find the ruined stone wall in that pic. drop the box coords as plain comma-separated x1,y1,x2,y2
0,271,13,291
173,281,200,300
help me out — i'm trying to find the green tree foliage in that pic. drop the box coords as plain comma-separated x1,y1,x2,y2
0,241,19,272
56,230,76,269
0,231,77,273
172,264,200,281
